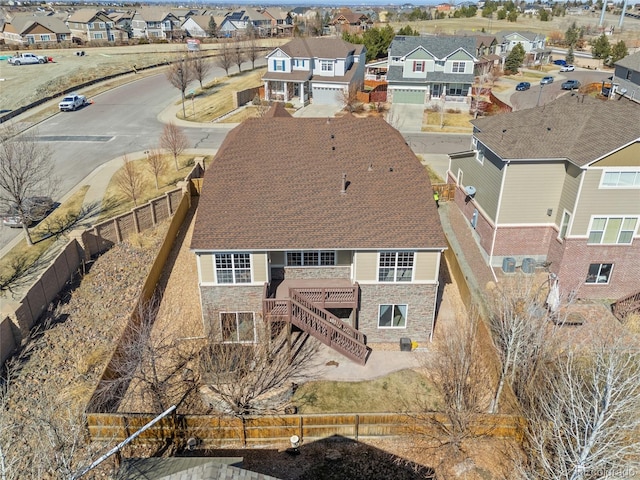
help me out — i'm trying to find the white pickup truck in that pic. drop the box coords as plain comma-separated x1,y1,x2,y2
7,52,48,65
59,93,88,111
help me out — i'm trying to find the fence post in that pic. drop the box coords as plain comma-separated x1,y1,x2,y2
299,415,303,443
355,414,359,441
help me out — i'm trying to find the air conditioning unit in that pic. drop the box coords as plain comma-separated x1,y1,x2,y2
464,185,477,197
502,257,516,274
521,258,536,274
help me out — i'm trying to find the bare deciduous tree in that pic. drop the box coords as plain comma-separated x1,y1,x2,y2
519,339,640,480
94,296,201,415
198,320,320,417
217,40,233,76
0,125,56,246
160,122,188,171
233,42,245,73
245,36,260,70
165,56,194,118
145,148,166,190
190,53,211,89
339,83,364,113
485,276,561,413
114,154,143,207
0,359,103,479
419,312,493,452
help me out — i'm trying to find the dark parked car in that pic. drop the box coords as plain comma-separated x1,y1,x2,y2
2,196,54,228
540,76,554,85
561,79,581,90
515,82,531,91
553,59,567,66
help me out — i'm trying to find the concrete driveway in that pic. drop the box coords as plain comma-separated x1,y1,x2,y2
293,103,342,118
388,104,424,132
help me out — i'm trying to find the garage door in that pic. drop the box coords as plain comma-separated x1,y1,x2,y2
312,86,343,105
392,89,425,105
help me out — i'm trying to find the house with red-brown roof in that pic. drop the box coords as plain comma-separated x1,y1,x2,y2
262,37,366,106
190,106,447,364
330,8,372,34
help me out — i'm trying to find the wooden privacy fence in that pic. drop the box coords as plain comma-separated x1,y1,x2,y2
86,412,526,447
432,183,456,202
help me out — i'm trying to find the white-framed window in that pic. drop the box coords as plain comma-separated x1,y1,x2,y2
585,263,613,284
378,304,407,328
286,251,335,266
60,34,67,40
448,83,465,96
475,146,485,164
587,216,638,245
457,168,463,186
471,137,478,149
220,312,255,342
98,22,105,28
392,56,401,62
321,60,333,72
452,61,466,73
559,210,571,239
293,59,305,67
215,253,251,283
93,32,103,39
378,251,414,282
600,170,640,188
273,59,285,71
413,61,425,72
88,22,94,29
435,60,445,67
40,34,51,41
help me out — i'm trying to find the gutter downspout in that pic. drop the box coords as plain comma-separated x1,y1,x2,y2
489,159,510,283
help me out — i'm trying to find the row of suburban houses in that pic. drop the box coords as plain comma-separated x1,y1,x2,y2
0,6,374,45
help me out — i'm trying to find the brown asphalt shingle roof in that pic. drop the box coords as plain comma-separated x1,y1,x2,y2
276,37,364,60
191,113,446,252
471,94,640,166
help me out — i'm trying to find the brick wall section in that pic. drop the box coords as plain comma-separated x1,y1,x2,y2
493,225,556,260
200,285,264,336
283,266,351,280
555,239,640,300
358,283,436,344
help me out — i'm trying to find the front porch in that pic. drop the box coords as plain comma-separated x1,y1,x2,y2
264,78,310,106
263,279,369,364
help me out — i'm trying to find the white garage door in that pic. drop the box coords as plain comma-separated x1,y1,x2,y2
312,86,343,105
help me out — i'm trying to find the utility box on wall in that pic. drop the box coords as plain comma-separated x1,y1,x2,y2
522,258,536,274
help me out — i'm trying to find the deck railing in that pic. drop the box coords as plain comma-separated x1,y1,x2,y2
263,284,368,364
612,289,640,320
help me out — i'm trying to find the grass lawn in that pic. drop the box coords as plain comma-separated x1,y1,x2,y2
293,369,440,414
0,186,89,286
98,153,210,221
422,110,473,133
178,68,266,123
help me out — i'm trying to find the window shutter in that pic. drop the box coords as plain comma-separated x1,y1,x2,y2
422,61,425,71
413,62,416,72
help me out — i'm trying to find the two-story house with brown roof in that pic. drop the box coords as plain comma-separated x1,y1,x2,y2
67,9,116,42
448,94,640,301
612,51,640,104
131,8,181,40
263,37,366,106
190,105,447,365
387,35,477,108
1,13,70,46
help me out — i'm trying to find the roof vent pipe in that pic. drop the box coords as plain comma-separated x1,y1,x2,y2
341,173,347,194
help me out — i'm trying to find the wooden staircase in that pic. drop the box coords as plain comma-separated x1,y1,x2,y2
612,290,640,321
263,284,369,365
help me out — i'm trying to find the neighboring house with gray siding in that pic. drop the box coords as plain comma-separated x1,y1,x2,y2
448,94,640,301
262,37,366,106
612,51,640,104
191,104,446,364
386,35,477,108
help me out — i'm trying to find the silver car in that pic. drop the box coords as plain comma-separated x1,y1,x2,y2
2,196,54,228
